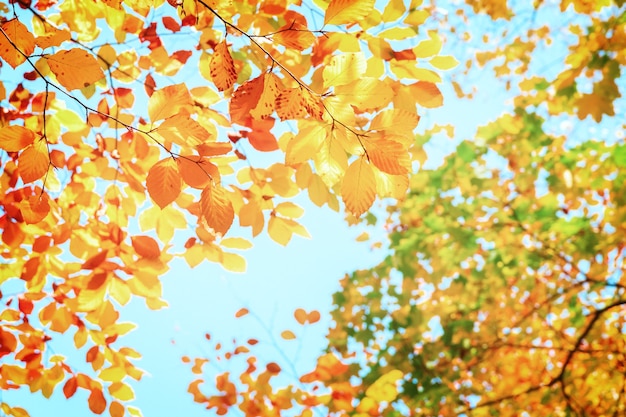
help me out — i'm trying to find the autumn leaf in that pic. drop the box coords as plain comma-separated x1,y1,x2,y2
200,183,235,236
63,377,78,399
324,0,376,25
18,139,49,183
363,137,410,175
88,388,107,415
235,308,249,318
365,370,403,402
323,53,366,87
281,330,296,340
272,22,316,50
147,84,191,122
47,49,105,90
131,236,161,259
177,156,219,189
146,158,182,209
411,81,444,108
341,157,377,217
210,40,237,92
0,126,35,152
0,20,35,68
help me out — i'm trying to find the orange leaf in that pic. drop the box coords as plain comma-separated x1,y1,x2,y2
20,195,50,224
324,0,375,25
147,84,191,122
47,49,104,90
200,183,234,235
246,118,278,151
177,156,219,189
131,235,161,259
0,20,35,68
341,157,376,217
235,308,249,318
308,310,321,324
411,81,443,108
18,139,49,183
146,158,182,209
210,40,236,92
0,328,17,358
88,388,107,415
228,73,282,122
294,308,307,325
0,125,35,152
266,362,281,373
281,330,296,340
363,138,410,175
276,88,307,120
63,377,78,399
273,22,316,51
109,401,124,417
35,27,71,49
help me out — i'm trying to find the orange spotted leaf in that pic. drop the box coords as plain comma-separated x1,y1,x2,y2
146,158,182,209
47,49,105,90
210,40,236,92
276,88,307,120
0,20,35,68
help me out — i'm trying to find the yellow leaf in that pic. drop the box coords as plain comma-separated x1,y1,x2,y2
341,157,376,217
378,27,417,40
323,52,366,87
210,40,236,92
389,61,442,82
0,126,35,152
147,83,191,122
200,184,234,236
334,78,393,112
108,382,135,401
365,369,403,402
315,135,348,187
18,139,49,183
281,330,296,340
429,55,459,70
146,158,182,209
47,49,104,90
324,0,375,25
0,20,35,68
285,122,328,166
370,109,420,134
413,31,442,58
382,0,406,22
156,114,210,147
221,252,246,273
220,237,253,250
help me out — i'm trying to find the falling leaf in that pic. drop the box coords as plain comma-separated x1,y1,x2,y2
281,330,296,340
235,308,249,318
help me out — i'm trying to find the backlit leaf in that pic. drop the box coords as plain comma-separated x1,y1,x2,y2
131,236,161,259
146,158,182,209
200,183,234,236
88,388,107,415
0,20,35,68
18,139,49,183
273,22,316,50
429,55,459,70
324,0,376,25
210,40,236,92
0,126,35,152
47,49,104,90
323,52,366,87
148,84,191,122
341,157,376,217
